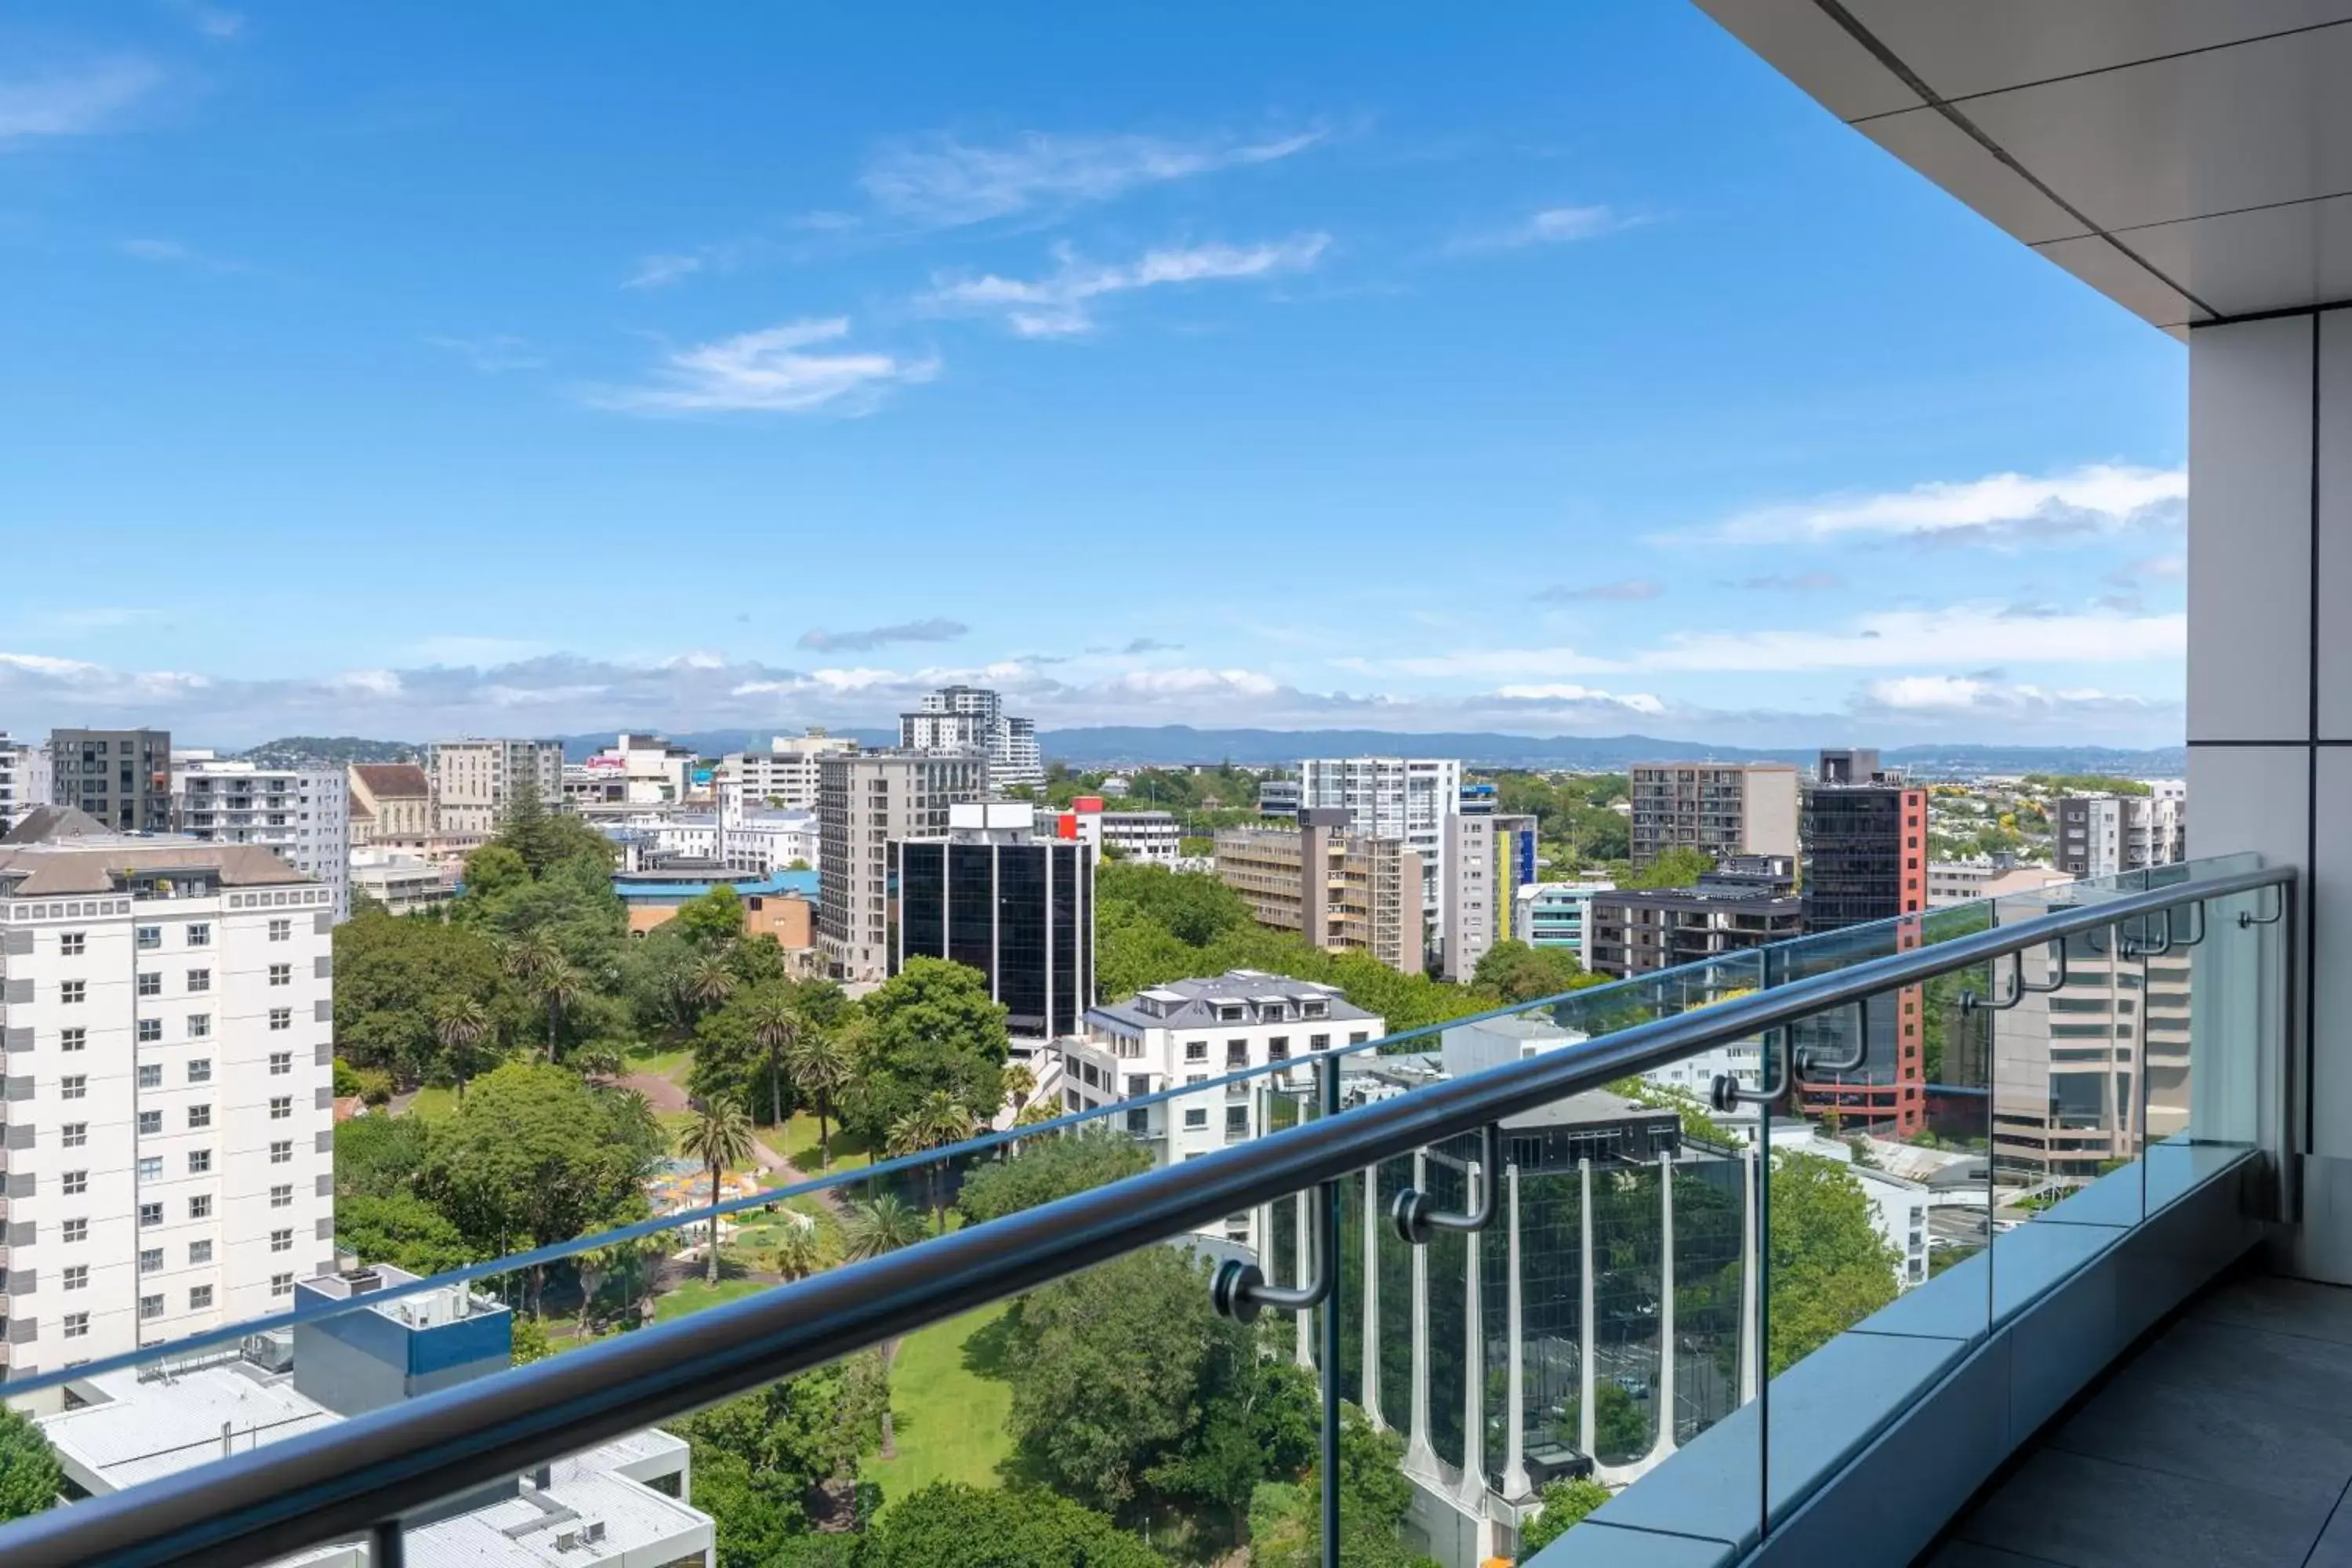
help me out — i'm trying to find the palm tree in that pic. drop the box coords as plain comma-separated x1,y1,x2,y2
534,959,584,1062
677,1098,757,1286
786,1025,853,1169
499,933,575,1061
680,953,737,1028
741,989,800,1129
771,1219,822,1283
1001,1062,1036,1112
429,993,494,1102
887,1091,977,1232
839,1192,927,1457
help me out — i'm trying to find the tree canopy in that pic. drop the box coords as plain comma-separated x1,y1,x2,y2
845,959,1011,1142
0,1406,61,1523
416,1063,662,1269
1519,1475,1611,1560
957,1131,1153,1227
863,1483,1163,1568
333,1192,474,1275
1472,938,1602,1004
1766,1151,1902,1374
1246,1406,1439,1568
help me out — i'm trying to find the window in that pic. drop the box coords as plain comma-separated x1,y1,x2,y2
270,1140,292,1164
1226,1105,1250,1133
1183,1106,1209,1129
270,1095,292,1120
1348,1032,1370,1046
189,1058,212,1083
189,1240,213,1265
60,1026,85,1052
138,1018,162,1043
187,968,210,993
189,1149,211,1174
187,923,211,947
140,1295,165,1320
189,1195,212,1220
269,917,291,941
136,971,161,997
62,1218,88,1243
63,1120,87,1148
137,924,162,949
1268,1036,1290,1061
1225,1039,1249,1069
64,1312,89,1339
187,1013,211,1038
270,1183,293,1207
269,964,292,986
270,1007,292,1031
190,1104,212,1130
271,1272,294,1298
64,1264,89,1290
138,1156,162,1181
63,1074,88,1100
140,1202,163,1227
190,1285,214,1310
138,1063,163,1089
269,1051,292,1076
1309,1033,1330,1051
61,979,86,1004
60,931,85,956
62,1168,88,1196
1185,1040,1208,1062
140,1248,163,1274
138,1109,162,1134
270,1229,293,1253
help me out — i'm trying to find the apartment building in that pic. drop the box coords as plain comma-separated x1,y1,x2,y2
1627,760,1800,868
1512,881,1613,965
2055,788,2188,880
1100,810,1181,865
1258,779,1301,818
48,728,173,833
172,753,352,920
898,685,1044,792
722,810,818,874
348,848,452,916
1213,808,1425,975
1585,880,1804,979
0,735,51,833
1442,795,1538,982
815,751,985,983
895,802,1094,1040
1296,757,1461,935
1797,754,1929,1134
428,738,564,836
1926,860,2076,908
583,733,697,807
346,764,433,848
0,811,335,1380
717,730,858,819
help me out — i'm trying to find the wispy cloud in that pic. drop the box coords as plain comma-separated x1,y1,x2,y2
1857,673,2166,722
797,618,969,653
1,60,162,143
1728,572,1844,593
1447,203,1648,256
427,334,547,373
1699,464,2187,546
1120,637,1184,655
121,237,250,273
1495,681,1665,713
169,2,245,38
1533,578,1660,604
622,252,707,289
921,234,1329,337
583,318,938,416
2106,553,2185,586
861,125,1329,229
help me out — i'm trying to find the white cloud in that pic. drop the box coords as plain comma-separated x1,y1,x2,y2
1104,666,1281,697
426,334,546,373
2,60,162,143
1448,204,1646,256
1703,464,2187,546
1639,604,2183,672
797,618,967,653
1857,673,2166,722
1533,578,1660,604
622,252,706,289
861,126,1328,228
2107,552,2186,586
921,235,1330,337
1496,683,1665,713
583,318,938,416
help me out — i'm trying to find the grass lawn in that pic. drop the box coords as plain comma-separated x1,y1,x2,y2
861,1303,1014,1503
404,1086,459,1122
624,1044,695,1083
782,1112,873,1174
652,1275,768,1323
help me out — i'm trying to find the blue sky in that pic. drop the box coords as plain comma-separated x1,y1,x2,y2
2,2,2188,748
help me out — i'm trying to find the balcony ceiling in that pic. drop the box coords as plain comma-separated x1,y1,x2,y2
1694,0,2352,334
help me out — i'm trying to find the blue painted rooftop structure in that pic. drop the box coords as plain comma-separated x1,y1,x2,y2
611,868,818,904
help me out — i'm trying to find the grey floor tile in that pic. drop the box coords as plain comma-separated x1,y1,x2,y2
1956,1449,2329,1568
2129,1319,2352,1418
2191,1275,2352,1346
1922,1543,2074,1568
2306,1493,2352,1568
2045,1370,2352,1506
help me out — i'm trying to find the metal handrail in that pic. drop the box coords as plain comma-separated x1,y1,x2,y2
0,862,2294,1568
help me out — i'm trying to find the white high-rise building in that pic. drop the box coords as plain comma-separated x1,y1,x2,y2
0,734,50,833
1296,756,1463,942
717,731,859,822
172,753,353,920
428,739,565,837
899,685,1045,792
0,815,336,1384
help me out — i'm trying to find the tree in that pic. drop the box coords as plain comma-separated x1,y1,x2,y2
674,1356,890,1563
334,1112,433,1199
673,884,747,948
510,1314,552,1366
864,1483,1161,1568
1766,1151,1902,1375
1519,1476,1611,1560
334,1193,473,1275
771,1218,822,1282
0,1406,62,1523
416,1063,662,1313
682,951,739,1025
530,957,586,1062
1472,938,1596,1004
1247,1406,1437,1568
887,1090,978,1231
430,993,497,1101
1621,846,1715,890
786,1020,855,1169
335,909,509,1083
1558,1382,1649,1458
1002,1061,1037,1111
679,1098,757,1285
847,958,1011,1143
840,1191,929,1457
462,842,532,903
741,985,800,1131
958,1131,1152,1227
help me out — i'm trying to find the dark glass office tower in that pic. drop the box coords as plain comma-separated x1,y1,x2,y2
893,836,1094,1039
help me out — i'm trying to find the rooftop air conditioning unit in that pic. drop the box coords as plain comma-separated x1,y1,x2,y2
585,1522,607,1543
556,1530,579,1552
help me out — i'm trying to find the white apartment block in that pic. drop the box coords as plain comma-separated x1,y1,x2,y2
724,811,818,874
1076,971,1382,1250
172,753,353,920
0,735,51,834
2054,788,2187,880
816,752,985,983
899,685,1044,793
348,848,452,916
1296,757,1462,928
1099,810,1181,865
717,731,859,820
587,733,696,807
1,825,335,1385
1925,860,2076,908
429,738,564,837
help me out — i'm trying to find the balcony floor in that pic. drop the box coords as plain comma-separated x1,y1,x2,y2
1925,1272,2352,1568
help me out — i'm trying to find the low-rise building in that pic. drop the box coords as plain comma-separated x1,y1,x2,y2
717,730,860,819
586,732,698,807
615,866,819,949
1586,883,1804,979
1258,779,1301,818
347,763,433,848
1214,809,1425,974
1512,880,1615,964
1102,809,1181,864
1925,859,2076,907
349,848,453,916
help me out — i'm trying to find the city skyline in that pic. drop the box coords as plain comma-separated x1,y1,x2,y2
5,5,2185,746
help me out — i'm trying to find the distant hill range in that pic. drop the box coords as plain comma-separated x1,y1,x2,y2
234,735,423,767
